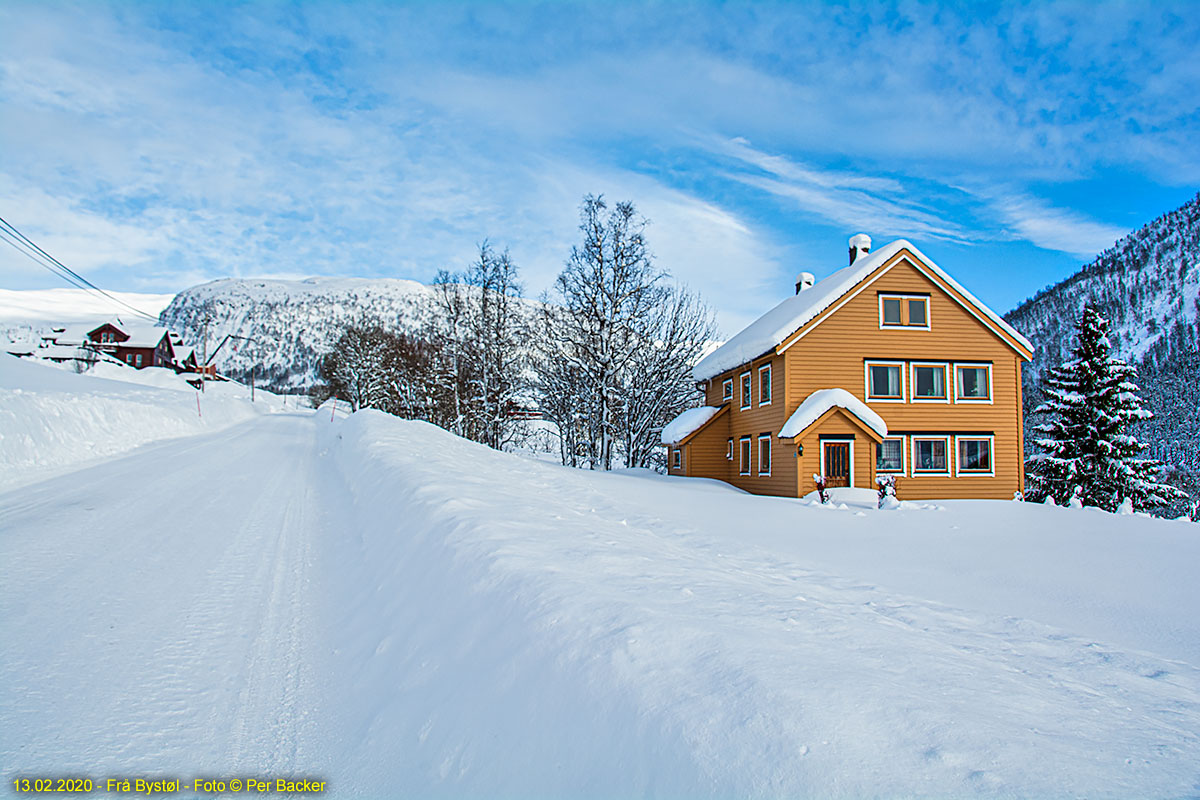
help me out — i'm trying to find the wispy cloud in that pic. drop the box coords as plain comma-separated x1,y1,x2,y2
0,0,1194,320
989,194,1129,259
712,138,966,243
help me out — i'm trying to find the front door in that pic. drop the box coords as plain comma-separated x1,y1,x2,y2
823,441,851,488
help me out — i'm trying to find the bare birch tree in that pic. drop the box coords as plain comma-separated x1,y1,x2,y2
620,286,716,469
539,195,714,470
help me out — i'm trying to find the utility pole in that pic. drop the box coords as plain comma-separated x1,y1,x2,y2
200,313,210,394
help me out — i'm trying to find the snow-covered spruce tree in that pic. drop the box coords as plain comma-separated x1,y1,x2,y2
1026,304,1185,511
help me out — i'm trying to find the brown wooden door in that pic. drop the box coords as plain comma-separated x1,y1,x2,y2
824,442,851,487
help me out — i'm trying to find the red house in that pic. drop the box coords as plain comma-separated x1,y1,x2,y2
84,321,175,370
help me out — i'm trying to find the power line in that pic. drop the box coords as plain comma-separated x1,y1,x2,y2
0,215,160,322
0,230,95,293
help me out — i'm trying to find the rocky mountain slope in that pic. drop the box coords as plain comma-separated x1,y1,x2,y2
1005,192,1200,496
159,277,446,392
1006,193,1199,381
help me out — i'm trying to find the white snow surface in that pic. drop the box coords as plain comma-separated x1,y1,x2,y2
3,374,1200,797
0,288,174,324
0,354,289,490
660,404,722,444
693,239,1034,381
779,387,888,439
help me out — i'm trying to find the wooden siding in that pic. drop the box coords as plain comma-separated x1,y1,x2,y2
698,353,794,496
782,256,1023,500
679,422,733,482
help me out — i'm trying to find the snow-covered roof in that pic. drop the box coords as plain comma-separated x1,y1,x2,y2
661,406,724,445
118,325,172,349
693,239,1034,381
778,388,888,440
46,323,99,346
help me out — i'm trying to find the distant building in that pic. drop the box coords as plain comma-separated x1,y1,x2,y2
16,318,197,372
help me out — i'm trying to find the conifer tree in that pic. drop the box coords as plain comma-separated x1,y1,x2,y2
1026,304,1184,511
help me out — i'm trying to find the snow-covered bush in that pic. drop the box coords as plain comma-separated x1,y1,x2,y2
812,473,829,505
1068,486,1084,509
876,475,897,509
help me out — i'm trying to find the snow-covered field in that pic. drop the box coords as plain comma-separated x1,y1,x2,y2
2,360,1199,798
0,287,174,324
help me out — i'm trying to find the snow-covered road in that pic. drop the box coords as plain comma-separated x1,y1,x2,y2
1,416,327,777
3,407,1200,798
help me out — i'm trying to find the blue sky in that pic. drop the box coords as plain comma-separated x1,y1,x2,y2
1,1,1197,335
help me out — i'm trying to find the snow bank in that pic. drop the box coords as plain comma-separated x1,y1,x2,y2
779,387,887,438
660,405,721,444
319,411,1200,797
0,355,289,489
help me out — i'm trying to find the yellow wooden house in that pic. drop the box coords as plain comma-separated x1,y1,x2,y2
661,235,1034,500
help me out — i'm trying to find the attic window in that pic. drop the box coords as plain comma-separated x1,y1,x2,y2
882,298,902,325
908,298,926,326
880,294,930,329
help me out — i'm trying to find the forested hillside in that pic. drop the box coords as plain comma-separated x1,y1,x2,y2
159,277,448,392
1005,193,1200,506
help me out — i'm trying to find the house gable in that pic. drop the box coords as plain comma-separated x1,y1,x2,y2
781,404,886,443
662,404,729,446
87,322,129,344
777,248,1033,361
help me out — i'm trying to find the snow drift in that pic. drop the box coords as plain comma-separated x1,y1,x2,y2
0,355,288,489
317,410,1200,798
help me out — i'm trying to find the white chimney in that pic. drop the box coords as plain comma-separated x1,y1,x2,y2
795,272,815,294
848,233,872,265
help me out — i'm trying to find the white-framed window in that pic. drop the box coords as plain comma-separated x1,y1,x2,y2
135,353,143,368
955,363,992,402
726,438,734,461
876,437,905,473
722,378,733,402
912,437,951,474
758,364,772,406
911,362,949,402
758,434,772,476
672,448,682,470
739,436,751,475
956,436,995,476
740,372,751,410
879,294,931,329
865,360,905,402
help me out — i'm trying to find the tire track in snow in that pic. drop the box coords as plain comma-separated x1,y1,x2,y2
1,415,323,775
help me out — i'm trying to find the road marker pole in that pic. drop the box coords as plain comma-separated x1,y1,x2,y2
196,392,202,418
331,397,337,422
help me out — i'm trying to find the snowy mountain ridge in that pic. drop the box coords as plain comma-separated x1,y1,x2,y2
159,276,454,391
1005,192,1200,380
